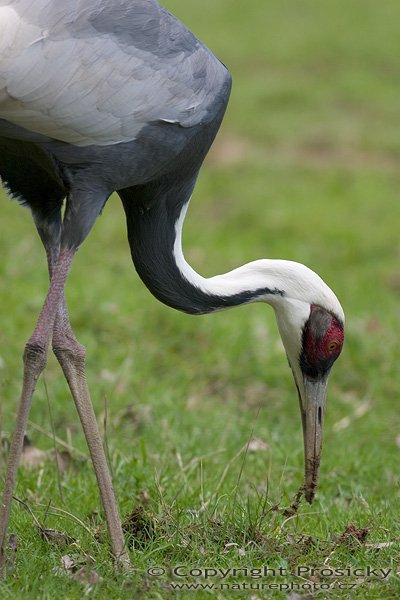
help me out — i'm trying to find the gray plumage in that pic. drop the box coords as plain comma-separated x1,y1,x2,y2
0,0,233,565
1,0,228,145
0,0,231,264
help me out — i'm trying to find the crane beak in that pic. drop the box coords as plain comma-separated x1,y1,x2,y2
299,375,327,503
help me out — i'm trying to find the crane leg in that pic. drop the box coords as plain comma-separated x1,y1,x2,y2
46,247,130,567
0,190,128,571
0,248,75,573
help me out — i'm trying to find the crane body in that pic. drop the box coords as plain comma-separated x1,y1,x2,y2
0,0,344,569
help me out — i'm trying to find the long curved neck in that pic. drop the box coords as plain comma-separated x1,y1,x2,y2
121,181,287,315
171,202,286,312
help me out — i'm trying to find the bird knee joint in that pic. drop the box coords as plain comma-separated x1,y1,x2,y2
23,342,47,373
53,343,86,366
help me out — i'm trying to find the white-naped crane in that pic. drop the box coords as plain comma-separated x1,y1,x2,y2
0,0,344,568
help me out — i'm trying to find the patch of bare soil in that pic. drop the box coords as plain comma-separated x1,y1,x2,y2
338,522,370,545
122,506,155,548
283,486,305,518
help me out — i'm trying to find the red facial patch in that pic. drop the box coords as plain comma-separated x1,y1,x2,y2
301,305,344,378
322,319,344,357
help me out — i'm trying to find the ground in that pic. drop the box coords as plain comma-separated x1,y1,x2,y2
0,0,399,598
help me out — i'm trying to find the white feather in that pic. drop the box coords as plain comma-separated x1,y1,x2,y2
173,200,344,378
173,201,344,321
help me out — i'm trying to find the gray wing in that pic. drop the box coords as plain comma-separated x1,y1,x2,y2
0,0,230,147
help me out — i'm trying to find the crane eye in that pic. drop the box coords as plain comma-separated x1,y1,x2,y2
327,340,339,353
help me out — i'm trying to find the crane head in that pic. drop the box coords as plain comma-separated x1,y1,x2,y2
270,265,345,503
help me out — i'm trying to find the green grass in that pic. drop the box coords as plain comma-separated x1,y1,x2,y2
1,0,400,598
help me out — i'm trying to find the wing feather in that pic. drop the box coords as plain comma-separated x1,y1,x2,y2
0,0,230,146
